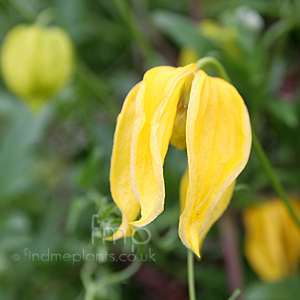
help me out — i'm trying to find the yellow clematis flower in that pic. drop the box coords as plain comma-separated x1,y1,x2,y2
109,63,252,257
243,198,300,282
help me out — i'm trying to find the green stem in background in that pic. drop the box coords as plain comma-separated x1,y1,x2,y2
227,289,241,300
196,57,231,83
114,0,160,67
35,8,58,26
77,61,118,115
261,19,299,63
252,131,300,229
187,250,196,300
197,56,300,230
261,20,294,51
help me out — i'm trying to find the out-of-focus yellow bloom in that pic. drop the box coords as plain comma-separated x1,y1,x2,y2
178,47,200,67
0,24,74,112
109,63,251,257
178,19,239,66
243,198,300,282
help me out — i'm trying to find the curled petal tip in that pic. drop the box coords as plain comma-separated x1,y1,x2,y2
105,222,136,241
193,248,201,259
105,235,115,242
129,214,159,228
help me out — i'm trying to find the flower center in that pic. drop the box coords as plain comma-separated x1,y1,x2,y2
170,74,194,149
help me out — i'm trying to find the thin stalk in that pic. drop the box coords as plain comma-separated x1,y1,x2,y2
187,250,196,300
196,57,231,83
35,8,58,26
76,61,118,115
228,289,241,300
252,131,300,229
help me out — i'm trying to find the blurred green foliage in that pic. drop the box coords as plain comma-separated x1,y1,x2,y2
1,0,300,299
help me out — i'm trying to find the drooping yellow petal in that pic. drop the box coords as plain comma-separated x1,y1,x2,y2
108,83,142,240
179,170,235,255
179,70,252,257
130,64,197,227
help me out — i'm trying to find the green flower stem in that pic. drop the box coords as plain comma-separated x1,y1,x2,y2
77,61,118,115
252,131,300,229
197,56,300,230
187,250,196,300
35,8,58,26
196,57,231,83
227,289,241,300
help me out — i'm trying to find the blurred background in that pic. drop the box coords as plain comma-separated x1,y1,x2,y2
1,0,300,299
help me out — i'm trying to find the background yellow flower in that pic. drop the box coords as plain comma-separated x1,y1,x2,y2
243,198,300,282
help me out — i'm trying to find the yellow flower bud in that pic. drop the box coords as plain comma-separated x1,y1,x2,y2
0,24,74,112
